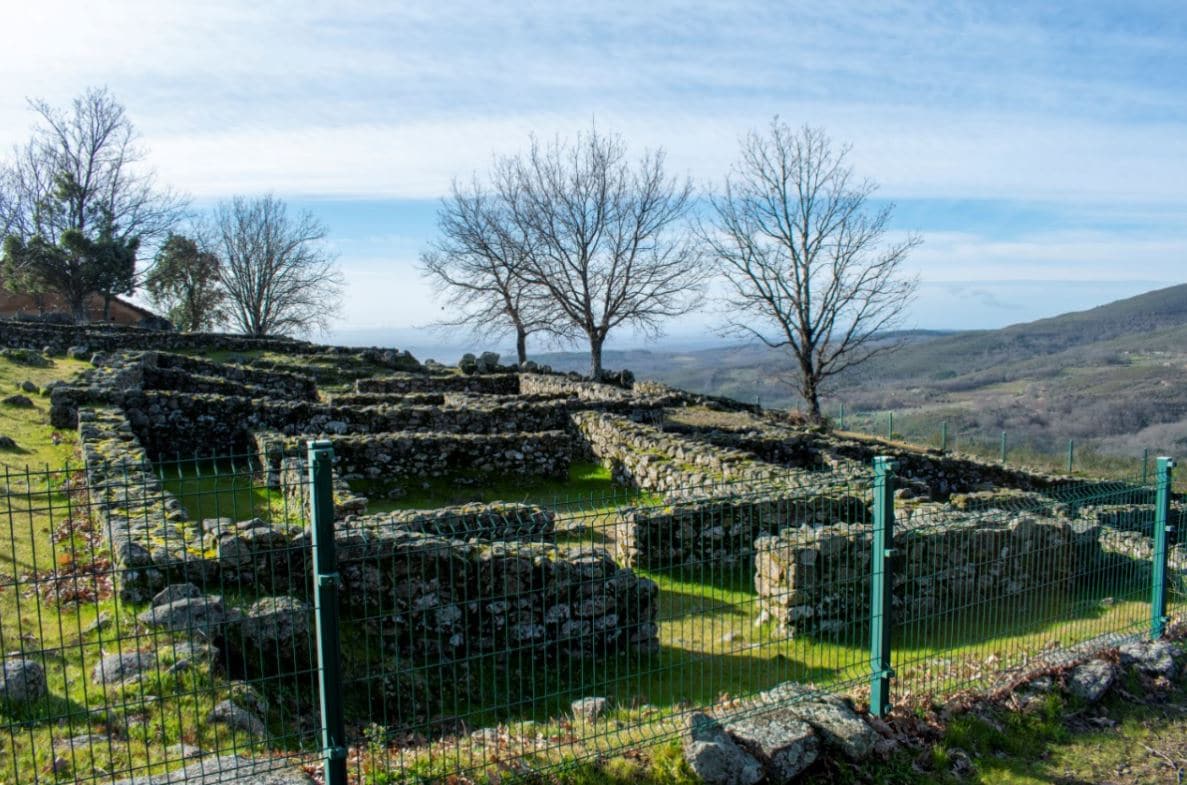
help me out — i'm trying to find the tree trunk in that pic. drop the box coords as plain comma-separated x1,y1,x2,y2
70,292,88,324
103,295,112,322
801,370,823,424
515,325,528,366
589,335,604,380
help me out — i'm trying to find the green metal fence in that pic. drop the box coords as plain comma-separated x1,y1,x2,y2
0,447,1180,784
835,406,1177,487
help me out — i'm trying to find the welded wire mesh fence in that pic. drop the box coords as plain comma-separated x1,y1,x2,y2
0,447,1180,785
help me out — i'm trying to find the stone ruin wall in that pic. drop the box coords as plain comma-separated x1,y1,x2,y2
0,318,419,371
76,404,661,660
754,504,1186,638
50,332,1182,670
356,372,520,395
63,343,668,667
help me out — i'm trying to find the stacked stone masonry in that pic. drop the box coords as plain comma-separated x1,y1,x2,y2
754,504,1186,638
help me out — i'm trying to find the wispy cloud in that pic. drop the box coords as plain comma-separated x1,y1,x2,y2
2,1,1185,332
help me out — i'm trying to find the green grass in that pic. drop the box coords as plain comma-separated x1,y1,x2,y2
158,457,291,524
353,461,657,515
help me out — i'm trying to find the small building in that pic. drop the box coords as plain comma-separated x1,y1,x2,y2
0,288,167,327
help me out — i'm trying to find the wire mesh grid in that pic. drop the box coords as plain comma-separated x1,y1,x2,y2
0,453,320,785
0,450,1179,785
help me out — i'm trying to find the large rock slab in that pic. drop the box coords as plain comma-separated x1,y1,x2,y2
758,683,878,760
682,712,764,785
1119,639,1177,678
152,583,203,607
92,651,158,687
139,596,233,636
109,755,312,784
726,711,819,783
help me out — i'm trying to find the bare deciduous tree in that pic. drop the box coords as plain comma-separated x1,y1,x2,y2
0,88,185,321
213,195,343,336
0,87,185,265
420,173,563,365
510,127,706,379
705,120,920,422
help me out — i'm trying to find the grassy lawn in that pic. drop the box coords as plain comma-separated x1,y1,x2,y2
353,461,659,516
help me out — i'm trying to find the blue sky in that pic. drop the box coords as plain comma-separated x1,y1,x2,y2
2,1,1185,351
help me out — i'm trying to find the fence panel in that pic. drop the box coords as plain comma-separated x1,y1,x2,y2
0,451,322,785
0,448,1181,784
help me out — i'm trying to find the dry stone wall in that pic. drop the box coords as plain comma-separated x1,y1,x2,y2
334,525,660,658
123,390,575,456
0,319,420,368
752,507,1173,638
615,491,870,570
356,373,519,395
75,405,658,663
267,430,571,480
573,411,825,495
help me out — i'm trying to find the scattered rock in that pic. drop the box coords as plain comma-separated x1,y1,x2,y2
458,353,478,374
682,712,764,785
0,435,16,449
1,394,33,407
1119,639,1177,678
726,711,819,784
1067,658,1115,702
208,700,266,737
0,347,52,367
19,380,38,393
760,683,878,760
92,650,158,687
138,596,233,636
66,345,89,360
571,696,610,721
152,583,203,607
159,640,218,673
237,596,312,664
0,657,47,705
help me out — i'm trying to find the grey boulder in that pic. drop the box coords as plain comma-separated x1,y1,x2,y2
682,712,763,785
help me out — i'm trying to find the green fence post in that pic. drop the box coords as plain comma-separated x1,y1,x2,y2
870,456,897,717
309,440,347,785
1152,457,1175,639
1142,449,1150,484
1067,440,1075,473
1000,431,1007,464
839,402,846,430
940,421,948,453
887,412,894,440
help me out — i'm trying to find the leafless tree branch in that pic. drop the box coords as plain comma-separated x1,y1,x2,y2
703,120,920,420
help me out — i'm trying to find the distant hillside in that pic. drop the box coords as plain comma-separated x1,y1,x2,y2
535,283,1187,459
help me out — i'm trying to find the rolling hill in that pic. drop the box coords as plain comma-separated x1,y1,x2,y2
533,283,1187,459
